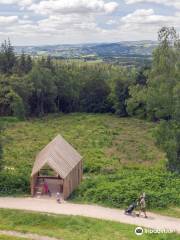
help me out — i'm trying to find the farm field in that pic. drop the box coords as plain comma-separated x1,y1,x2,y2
1,113,180,211
0,209,179,240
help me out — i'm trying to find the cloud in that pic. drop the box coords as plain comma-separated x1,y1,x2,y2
104,2,119,13
0,0,119,44
37,14,100,33
121,9,171,25
0,12,101,42
0,0,32,6
106,19,117,25
0,16,18,26
116,8,180,41
121,8,180,26
0,0,118,44
125,0,180,10
29,0,119,15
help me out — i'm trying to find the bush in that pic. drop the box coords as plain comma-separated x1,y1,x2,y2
0,170,29,195
72,169,180,209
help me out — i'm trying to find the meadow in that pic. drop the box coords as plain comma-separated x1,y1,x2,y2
1,113,180,210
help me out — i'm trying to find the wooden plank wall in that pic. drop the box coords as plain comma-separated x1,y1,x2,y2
63,160,83,199
31,173,38,196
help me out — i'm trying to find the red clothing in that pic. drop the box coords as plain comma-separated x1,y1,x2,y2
44,182,49,193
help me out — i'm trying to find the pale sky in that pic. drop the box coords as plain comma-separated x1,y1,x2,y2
0,0,179,45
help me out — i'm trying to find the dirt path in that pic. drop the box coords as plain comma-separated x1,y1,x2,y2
0,197,179,233
0,230,61,240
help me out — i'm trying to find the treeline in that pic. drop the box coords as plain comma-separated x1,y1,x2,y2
0,27,179,173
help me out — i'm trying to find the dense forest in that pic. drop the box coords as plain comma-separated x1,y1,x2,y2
0,40,136,117
0,27,180,174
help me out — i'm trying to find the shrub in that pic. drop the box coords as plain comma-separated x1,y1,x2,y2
72,170,180,209
0,170,29,195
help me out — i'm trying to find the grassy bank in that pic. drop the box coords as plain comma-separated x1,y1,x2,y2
153,207,180,219
0,235,26,240
0,209,179,240
1,113,180,209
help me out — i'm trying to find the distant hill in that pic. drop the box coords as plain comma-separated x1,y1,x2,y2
14,41,157,57
14,41,158,67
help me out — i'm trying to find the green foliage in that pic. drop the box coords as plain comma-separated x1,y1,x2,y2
173,82,180,120
0,76,25,119
72,168,180,208
126,85,147,118
110,68,136,116
146,75,176,120
27,66,57,116
0,39,139,117
0,77,12,116
72,169,180,209
0,39,16,74
155,121,180,173
80,70,111,113
153,27,178,76
54,65,81,113
146,27,179,120
0,32,179,121
9,91,25,120
0,124,3,171
127,27,180,173
148,28,180,172
0,171,29,195
135,68,148,86
17,52,32,74
8,75,33,117
127,27,180,121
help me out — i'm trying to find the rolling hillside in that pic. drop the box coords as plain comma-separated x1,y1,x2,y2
14,41,157,57
14,41,156,67
1,114,180,209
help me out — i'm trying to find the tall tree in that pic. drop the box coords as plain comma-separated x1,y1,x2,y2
0,39,16,74
27,66,57,116
26,55,33,73
155,121,180,173
127,27,180,121
145,27,179,120
80,70,111,113
55,66,80,113
18,53,33,74
110,68,136,116
0,76,25,118
127,27,180,172
0,124,3,171
18,51,26,74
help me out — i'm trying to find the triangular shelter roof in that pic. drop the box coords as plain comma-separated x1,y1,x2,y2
31,135,82,179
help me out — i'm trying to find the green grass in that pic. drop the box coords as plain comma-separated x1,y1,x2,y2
1,113,180,210
0,209,179,240
2,113,165,172
153,207,180,219
0,235,26,240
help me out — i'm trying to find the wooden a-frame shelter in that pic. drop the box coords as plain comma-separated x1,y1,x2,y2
31,135,83,199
